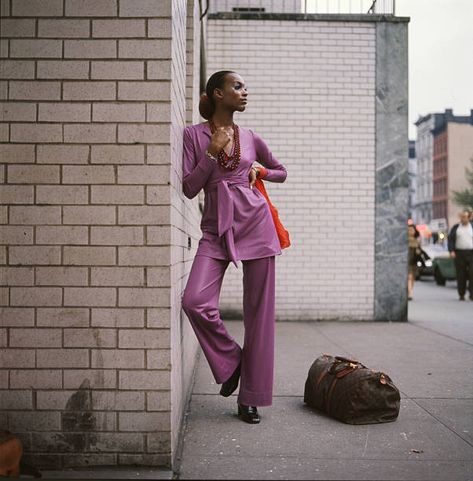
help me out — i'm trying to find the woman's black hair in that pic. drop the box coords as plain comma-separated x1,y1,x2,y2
408,224,420,238
199,70,237,120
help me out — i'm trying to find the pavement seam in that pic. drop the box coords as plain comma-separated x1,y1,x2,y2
190,394,473,400
411,397,473,399
408,320,473,347
179,453,473,461
407,396,473,449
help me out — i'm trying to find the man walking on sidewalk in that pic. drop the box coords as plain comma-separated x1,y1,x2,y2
448,209,473,301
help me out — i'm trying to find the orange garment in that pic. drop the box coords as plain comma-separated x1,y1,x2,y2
254,167,291,249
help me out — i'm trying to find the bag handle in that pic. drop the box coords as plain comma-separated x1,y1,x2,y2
329,356,365,376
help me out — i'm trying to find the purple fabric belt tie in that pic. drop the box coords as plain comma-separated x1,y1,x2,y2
204,178,251,269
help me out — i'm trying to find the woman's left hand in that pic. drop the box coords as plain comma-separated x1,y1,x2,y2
249,167,259,188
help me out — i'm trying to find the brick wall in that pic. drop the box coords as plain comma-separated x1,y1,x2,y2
0,0,194,469
169,0,201,467
207,18,376,320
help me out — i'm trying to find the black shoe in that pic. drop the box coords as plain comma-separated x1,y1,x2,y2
219,361,241,397
459,295,465,301
237,403,260,424
469,294,473,301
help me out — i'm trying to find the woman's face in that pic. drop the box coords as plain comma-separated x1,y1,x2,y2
215,73,248,113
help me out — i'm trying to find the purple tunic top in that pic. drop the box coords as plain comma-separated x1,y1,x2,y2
182,121,288,269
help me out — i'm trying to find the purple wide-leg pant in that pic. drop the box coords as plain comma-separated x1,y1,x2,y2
181,254,276,407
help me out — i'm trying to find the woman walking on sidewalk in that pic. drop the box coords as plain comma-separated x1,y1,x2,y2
407,223,422,300
181,70,288,424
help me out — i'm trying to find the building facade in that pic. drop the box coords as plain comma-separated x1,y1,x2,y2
432,110,473,228
433,129,448,222
0,0,408,471
414,114,437,225
416,109,473,230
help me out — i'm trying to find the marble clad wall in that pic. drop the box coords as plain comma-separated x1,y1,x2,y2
374,21,409,321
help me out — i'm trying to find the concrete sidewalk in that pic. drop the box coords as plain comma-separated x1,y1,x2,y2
176,278,473,480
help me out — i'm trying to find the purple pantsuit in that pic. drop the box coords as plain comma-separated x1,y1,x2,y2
180,121,287,407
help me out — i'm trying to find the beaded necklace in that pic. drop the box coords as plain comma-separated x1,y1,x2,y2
208,119,241,171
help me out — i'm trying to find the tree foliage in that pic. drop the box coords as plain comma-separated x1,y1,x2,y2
452,156,473,210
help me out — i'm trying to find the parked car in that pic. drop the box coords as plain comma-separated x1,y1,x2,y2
415,244,456,285
430,246,456,285
432,256,456,285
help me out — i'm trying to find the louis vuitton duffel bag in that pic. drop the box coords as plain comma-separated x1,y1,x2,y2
303,354,401,424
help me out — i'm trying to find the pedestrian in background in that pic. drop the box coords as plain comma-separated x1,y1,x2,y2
448,209,473,301
407,223,422,300
180,70,288,424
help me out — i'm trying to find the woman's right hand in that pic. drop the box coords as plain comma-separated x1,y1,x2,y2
207,126,232,157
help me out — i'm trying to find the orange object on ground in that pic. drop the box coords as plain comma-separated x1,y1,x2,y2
254,175,291,250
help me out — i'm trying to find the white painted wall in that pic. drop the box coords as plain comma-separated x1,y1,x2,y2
206,18,376,320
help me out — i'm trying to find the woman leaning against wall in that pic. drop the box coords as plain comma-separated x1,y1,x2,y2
180,70,288,424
